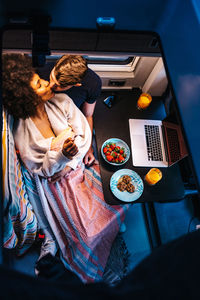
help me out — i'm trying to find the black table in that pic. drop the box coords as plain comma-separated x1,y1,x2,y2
94,90,185,205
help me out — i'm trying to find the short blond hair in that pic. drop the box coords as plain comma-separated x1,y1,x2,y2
54,55,87,87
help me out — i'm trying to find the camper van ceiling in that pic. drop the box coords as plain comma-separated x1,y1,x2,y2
2,29,161,55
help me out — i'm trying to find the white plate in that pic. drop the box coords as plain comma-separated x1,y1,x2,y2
101,138,130,166
110,169,144,202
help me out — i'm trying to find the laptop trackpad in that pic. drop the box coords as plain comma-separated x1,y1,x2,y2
132,135,145,148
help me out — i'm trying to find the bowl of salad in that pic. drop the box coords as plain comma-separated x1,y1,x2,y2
101,138,130,166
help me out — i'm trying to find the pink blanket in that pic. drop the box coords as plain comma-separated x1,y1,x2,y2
32,131,129,282
36,163,128,283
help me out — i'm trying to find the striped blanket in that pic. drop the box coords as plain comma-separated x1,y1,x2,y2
32,163,129,283
2,111,37,255
3,110,129,282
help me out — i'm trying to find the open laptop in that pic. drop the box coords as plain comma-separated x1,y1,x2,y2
129,118,188,167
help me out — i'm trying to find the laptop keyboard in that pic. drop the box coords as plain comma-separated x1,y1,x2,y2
145,125,163,161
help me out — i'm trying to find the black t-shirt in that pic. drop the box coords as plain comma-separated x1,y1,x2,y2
37,62,102,108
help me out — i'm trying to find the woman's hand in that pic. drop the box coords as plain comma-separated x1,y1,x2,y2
62,138,78,159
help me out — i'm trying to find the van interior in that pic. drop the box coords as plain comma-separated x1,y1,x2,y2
2,27,200,281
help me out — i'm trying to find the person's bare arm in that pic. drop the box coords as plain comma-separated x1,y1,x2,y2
81,101,96,166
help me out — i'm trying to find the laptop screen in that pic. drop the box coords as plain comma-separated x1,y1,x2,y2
162,121,188,166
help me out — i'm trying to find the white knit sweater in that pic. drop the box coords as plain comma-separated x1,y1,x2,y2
13,93,91,177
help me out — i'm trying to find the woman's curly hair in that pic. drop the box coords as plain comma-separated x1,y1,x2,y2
2,53,41,119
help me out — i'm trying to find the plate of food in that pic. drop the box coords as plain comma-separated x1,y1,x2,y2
101,138,130,166
110,169,144,202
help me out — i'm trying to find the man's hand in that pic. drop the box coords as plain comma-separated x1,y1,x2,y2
62,138,78,159
48,166,72,183
83,147,96,167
